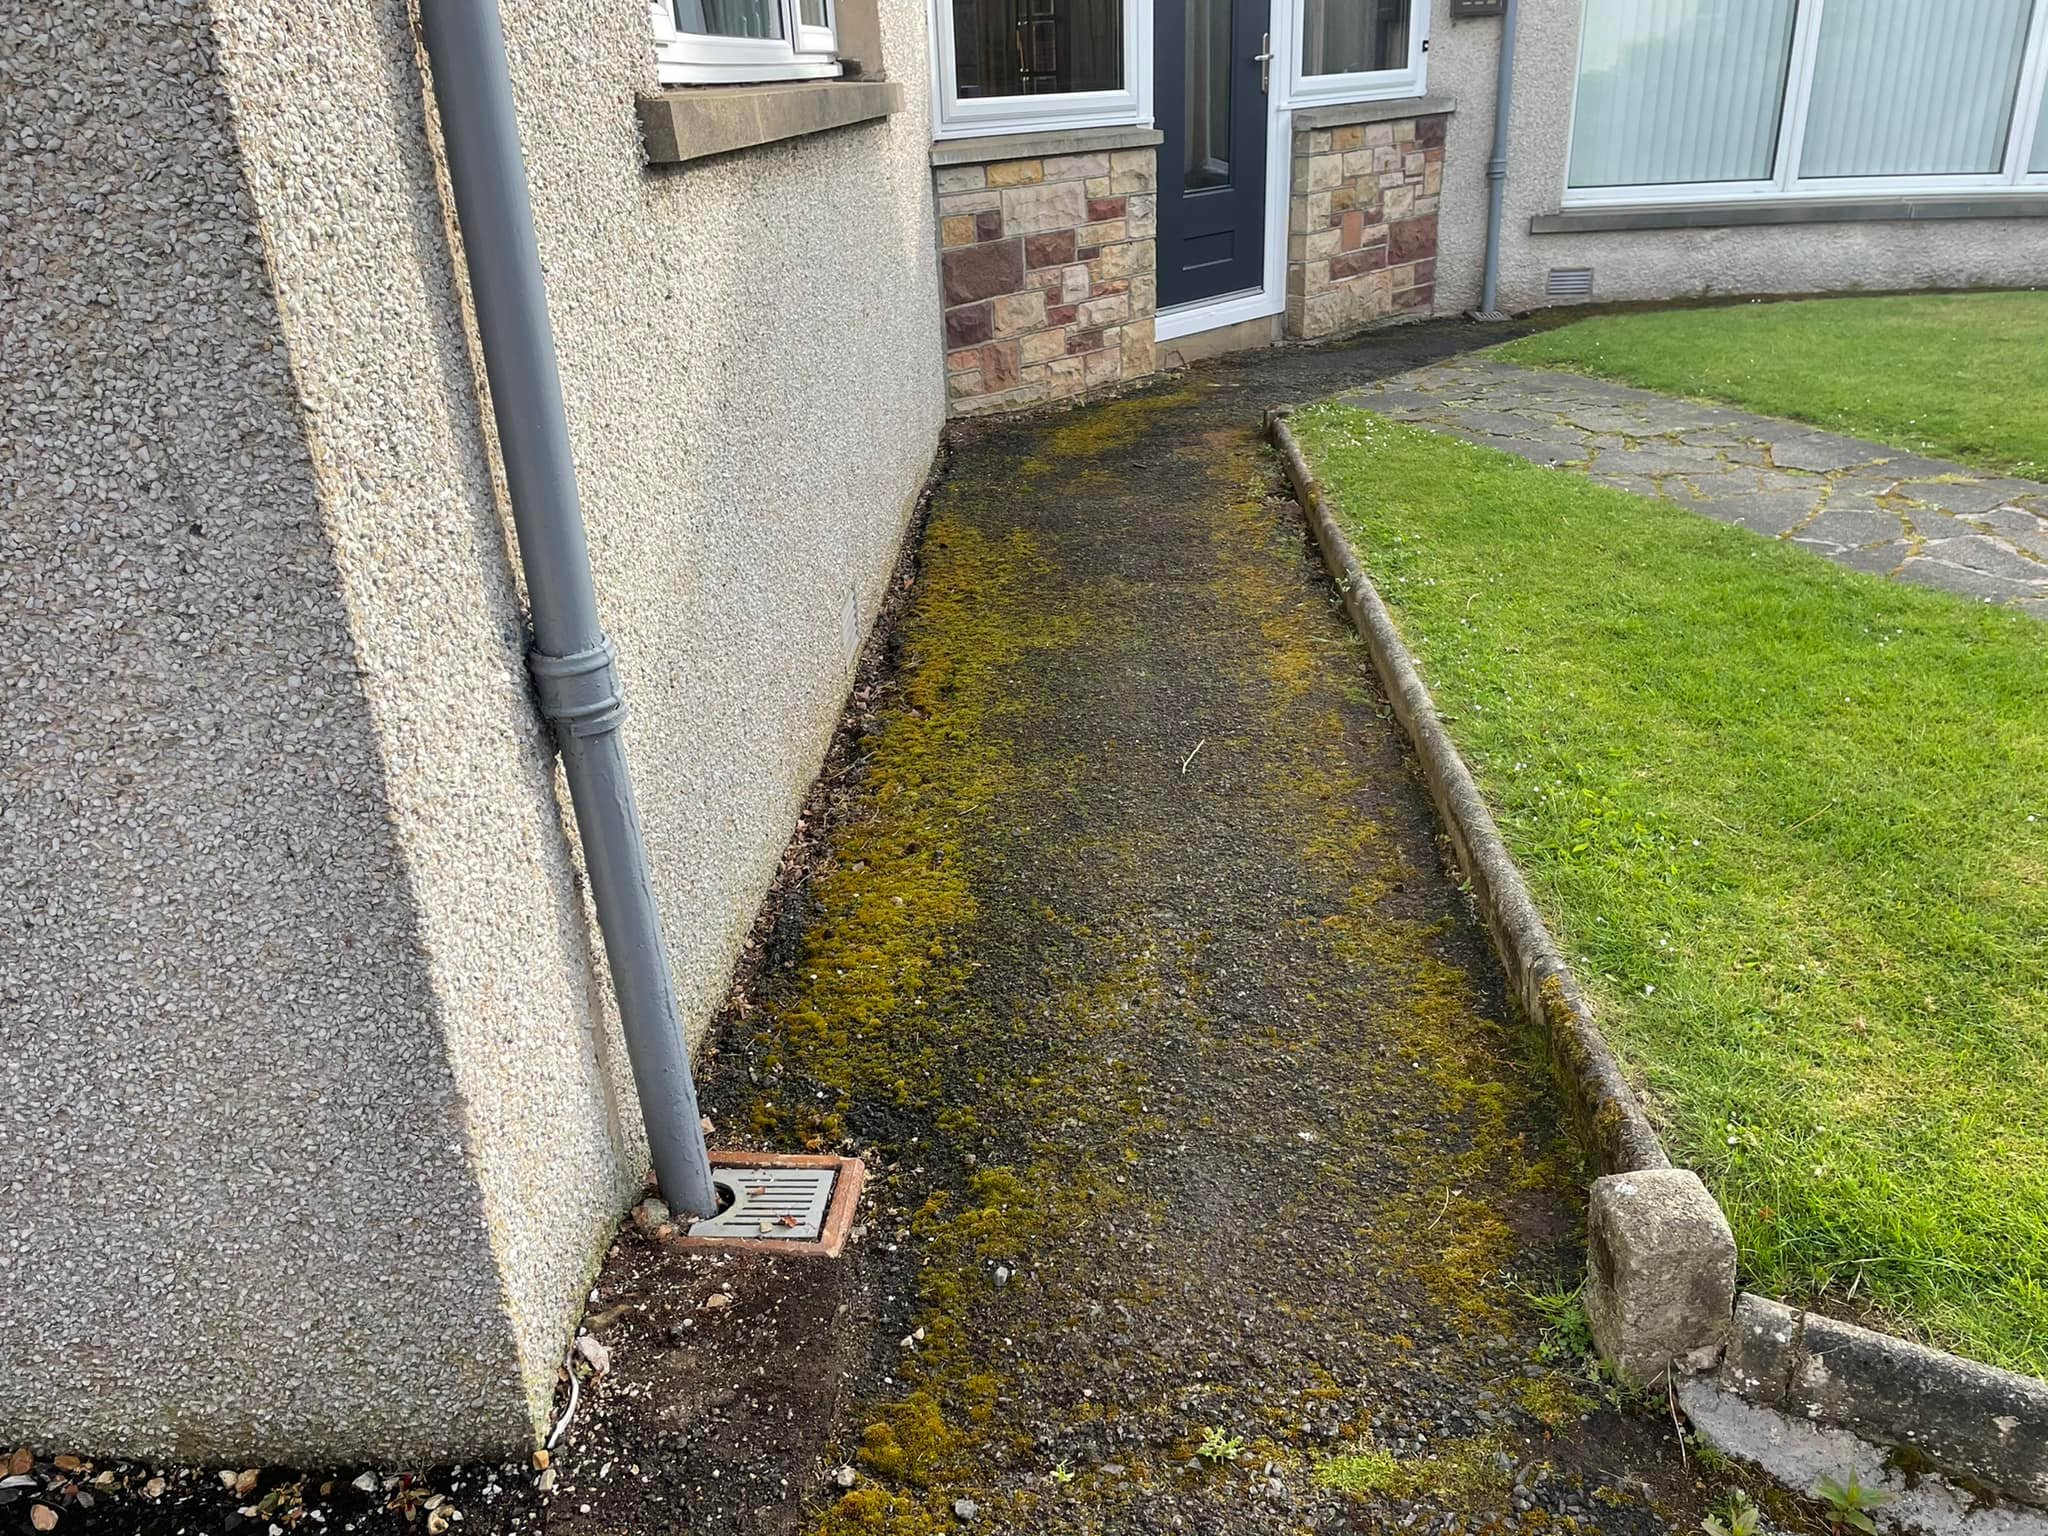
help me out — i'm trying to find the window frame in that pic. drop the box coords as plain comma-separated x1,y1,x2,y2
1561,0,2048,209
1280,0,1429,110
929,0,1151,139
651,0,841,86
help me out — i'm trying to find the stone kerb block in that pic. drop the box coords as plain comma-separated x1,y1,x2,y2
1585,1168,1738,1388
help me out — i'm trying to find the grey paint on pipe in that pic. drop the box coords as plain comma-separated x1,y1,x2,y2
1476,0,1518,319
417,0,717,1217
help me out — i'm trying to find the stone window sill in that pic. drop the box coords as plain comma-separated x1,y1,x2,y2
1531,194,2048,234
1290,94,1456,131
930,125,1163,167
638,79,903,166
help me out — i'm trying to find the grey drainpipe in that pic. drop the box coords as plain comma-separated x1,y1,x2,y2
418,0,719,1217
1474,0,1520,321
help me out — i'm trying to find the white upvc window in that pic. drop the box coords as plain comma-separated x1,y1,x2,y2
1564,0,2048,208
652,0,840,85
930,0,1149,138
1282,0,1428,109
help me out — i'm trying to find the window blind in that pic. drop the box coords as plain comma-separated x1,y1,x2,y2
1799,0,2035,178
1567,0,1798,189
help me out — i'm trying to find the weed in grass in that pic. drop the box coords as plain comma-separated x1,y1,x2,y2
1523,1282,1594,1364
1194,1428,1245,1465
1816,1472,1891,1536
1703,1490,1762,1536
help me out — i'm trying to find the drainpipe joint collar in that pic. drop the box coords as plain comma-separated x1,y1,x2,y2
530,638,628,738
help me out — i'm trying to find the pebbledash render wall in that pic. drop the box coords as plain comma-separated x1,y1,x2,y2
1,0,943,1466
1423,0,2048,314
936,142,1161,415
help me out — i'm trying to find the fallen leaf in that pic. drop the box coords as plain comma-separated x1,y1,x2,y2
7,1451,29,1478
51,1457,82,1475
703,1293,732,1311
234,1469,260,1498
143,1478,167,1499
574,1335,610,1375
427,1506,455,1535
29,1505,57,1532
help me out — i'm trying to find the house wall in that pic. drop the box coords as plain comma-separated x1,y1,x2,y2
1426,0,2048,316
0,0,944,1465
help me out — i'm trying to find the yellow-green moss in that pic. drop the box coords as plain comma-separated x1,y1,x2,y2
1027,386,1200,473
777,410,1596,1534
1516,1374,1594,1430
813,1487,952,1536
1195,450,1565,1336
1313,1445,1402,1495
1311,1434,1511,1505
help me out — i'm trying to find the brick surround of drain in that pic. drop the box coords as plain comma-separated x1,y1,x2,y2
1286,111,1446,340
935,148,1159,417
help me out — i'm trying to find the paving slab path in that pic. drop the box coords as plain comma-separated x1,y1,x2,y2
652,331,1747,1536
1342,358,2048,615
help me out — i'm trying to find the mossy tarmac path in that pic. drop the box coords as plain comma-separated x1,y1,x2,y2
541,330,1765,1536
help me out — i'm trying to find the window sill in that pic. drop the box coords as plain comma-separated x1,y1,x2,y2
929,124,1163,164
638,78,903,166
1289,93,1455,130
1532,193,2048,234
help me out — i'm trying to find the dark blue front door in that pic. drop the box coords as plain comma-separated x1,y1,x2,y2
1155,0,1271,309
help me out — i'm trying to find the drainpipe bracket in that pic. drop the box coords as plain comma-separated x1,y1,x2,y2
530,638,628,738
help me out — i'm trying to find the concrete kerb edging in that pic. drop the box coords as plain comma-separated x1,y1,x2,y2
1263,407,2048,1519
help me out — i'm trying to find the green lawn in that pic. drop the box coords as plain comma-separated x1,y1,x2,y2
1495,291,2048,479
1291,403,2048,1378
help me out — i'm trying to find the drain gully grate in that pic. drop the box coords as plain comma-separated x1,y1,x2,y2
676,1151,865,1258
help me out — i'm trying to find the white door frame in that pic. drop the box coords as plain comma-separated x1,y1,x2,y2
1155,0,1433,341
1154,0,1295,341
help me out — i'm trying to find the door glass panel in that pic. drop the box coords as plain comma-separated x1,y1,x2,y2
799,0,827,27
1300,0,1409,77
1799,0,2033,178
1185,0,1233,189
952,0,1122,98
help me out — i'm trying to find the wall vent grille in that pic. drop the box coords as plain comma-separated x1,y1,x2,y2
1546,267,1595,298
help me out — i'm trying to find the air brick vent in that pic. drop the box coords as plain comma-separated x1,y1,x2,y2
1546,267,1595,298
